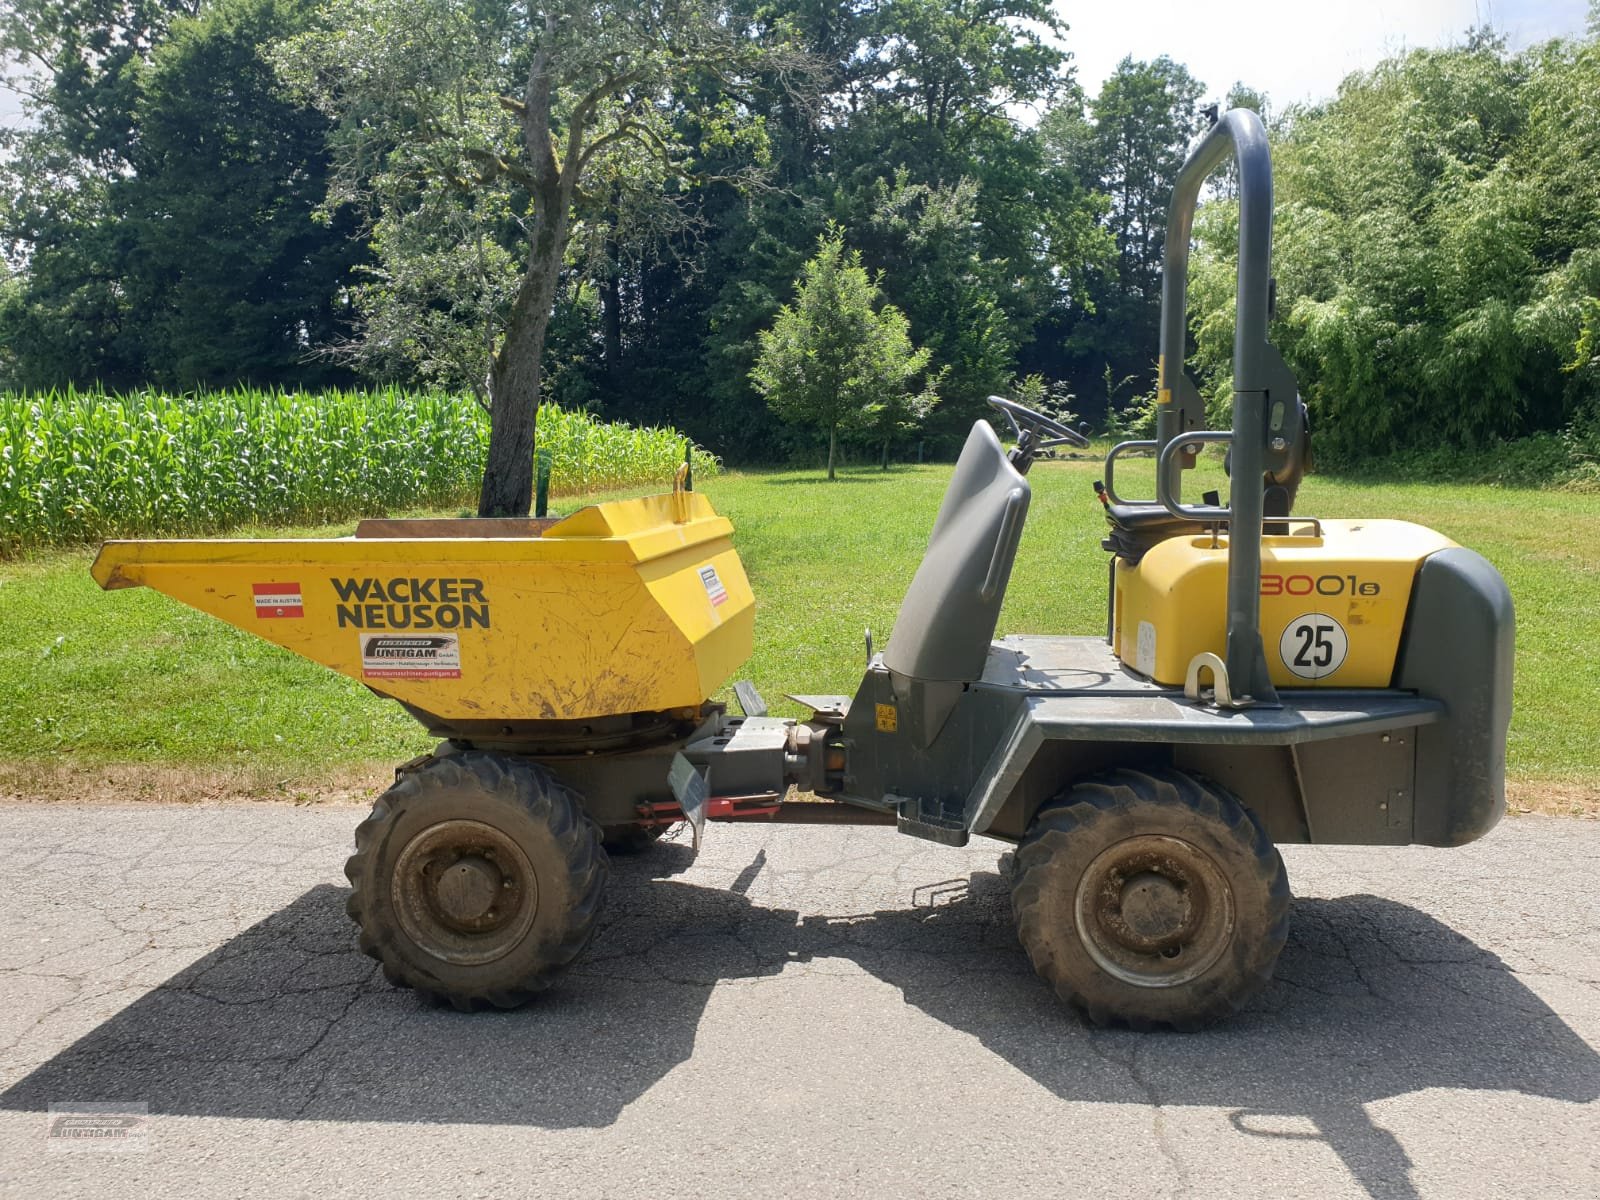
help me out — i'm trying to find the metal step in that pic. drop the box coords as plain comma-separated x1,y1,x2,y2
893,796,970,847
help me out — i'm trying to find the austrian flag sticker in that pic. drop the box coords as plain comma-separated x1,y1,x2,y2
253,582,304,619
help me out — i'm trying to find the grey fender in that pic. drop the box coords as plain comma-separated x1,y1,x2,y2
961,688,1448,845
1391,547,1514,846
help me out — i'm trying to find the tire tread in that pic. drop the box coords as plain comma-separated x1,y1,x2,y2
345,751,607,1010
1012,766,1289,1030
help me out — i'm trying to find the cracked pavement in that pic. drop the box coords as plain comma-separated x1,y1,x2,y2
0,804,1597,1199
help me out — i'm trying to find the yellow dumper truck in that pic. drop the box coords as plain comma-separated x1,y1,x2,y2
92,111,1512,1028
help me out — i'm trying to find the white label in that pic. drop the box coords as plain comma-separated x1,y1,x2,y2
1279,613,1349,680
360,633,461,680
252,581,303,618
699,564,728,607
1136,621,1157,677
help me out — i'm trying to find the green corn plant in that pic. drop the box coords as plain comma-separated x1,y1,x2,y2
0,386,719,554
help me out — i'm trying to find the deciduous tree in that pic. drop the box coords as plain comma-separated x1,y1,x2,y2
278,0,788,515
0,0,359,390
1030,57,1203,423
751,229,936,478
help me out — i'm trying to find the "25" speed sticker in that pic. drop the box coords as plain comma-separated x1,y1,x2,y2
1279,614,1349,680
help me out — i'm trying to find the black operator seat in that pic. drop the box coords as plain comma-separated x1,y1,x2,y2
1101,482,1296,564
1102,502,1197,565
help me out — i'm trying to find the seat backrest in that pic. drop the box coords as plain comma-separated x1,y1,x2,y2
883,421,1031,683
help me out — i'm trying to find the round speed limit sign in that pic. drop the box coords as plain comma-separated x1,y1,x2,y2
1279,613,1349,680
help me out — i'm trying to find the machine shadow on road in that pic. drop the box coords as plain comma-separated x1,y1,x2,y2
4,844,1595,1200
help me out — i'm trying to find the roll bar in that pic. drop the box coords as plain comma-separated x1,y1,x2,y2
1154,108,1279,705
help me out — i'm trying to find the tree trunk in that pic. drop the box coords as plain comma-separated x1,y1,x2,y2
478,299,549,516
602,260,622,377
881,437,889,470
478,181,568,516
827,423,837,481
478,33,570,519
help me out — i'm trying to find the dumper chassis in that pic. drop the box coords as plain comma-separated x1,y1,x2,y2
92,110,1513,1029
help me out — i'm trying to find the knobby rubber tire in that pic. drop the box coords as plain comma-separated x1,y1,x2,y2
1011,766,1289,1030
346,751,607,1010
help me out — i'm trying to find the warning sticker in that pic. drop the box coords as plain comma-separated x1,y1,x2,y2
360,634,461,680
875,703,898,733
1135,621,1157,677
699,564,729,607
253,582,303,619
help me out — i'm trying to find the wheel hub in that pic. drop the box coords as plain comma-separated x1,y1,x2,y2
1114,871,1194,950
1075,835,1235,988
435,855,503,924
392,819,539,965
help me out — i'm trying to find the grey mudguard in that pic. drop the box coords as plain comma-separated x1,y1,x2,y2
883,421,1030,683
958,634,1446,840
1392,547,1515,846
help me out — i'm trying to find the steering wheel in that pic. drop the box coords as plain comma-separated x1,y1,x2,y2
986,395,1090,448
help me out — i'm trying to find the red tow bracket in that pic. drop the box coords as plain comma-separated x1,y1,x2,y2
640,793,784,825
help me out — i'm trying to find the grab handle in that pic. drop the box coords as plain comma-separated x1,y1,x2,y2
1156,431,1233,522
981,488,1028,601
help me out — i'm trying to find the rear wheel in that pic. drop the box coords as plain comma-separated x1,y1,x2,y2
1011,767,1288,1030
346,751,607,1009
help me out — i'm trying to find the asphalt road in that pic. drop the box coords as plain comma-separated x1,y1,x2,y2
0,803,1596,1200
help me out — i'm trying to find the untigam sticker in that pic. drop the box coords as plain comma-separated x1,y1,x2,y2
360,634,461,680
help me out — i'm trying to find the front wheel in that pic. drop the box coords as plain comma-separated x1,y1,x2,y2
346,751,607,1010
1011,767,1289,1029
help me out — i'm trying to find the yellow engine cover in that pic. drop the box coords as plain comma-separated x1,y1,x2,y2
1113,519,1456,688
91,492,754,722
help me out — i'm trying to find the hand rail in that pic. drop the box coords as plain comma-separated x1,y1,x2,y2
1156,431,1232,521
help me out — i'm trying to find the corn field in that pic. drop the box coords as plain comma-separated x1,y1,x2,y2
0,387,719,553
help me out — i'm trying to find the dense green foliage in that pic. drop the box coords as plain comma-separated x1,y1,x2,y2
271,0,779,514
1188,33,1600,472
3,3,1598,478
1035,54,1204,414
0,388,717,550
751,231,936,477
0,0,362,391
0,0,1129,461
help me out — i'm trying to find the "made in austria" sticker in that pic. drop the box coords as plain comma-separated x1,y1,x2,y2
253,582,303,618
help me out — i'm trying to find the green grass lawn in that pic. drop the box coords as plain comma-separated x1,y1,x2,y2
1,456,1595,804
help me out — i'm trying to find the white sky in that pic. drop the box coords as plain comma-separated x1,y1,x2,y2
1060,0,1593,109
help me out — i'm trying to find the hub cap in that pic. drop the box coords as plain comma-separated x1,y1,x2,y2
392,820,538,965
1074,835,1234,988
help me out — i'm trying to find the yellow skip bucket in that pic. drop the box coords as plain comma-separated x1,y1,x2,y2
91,493,754,724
